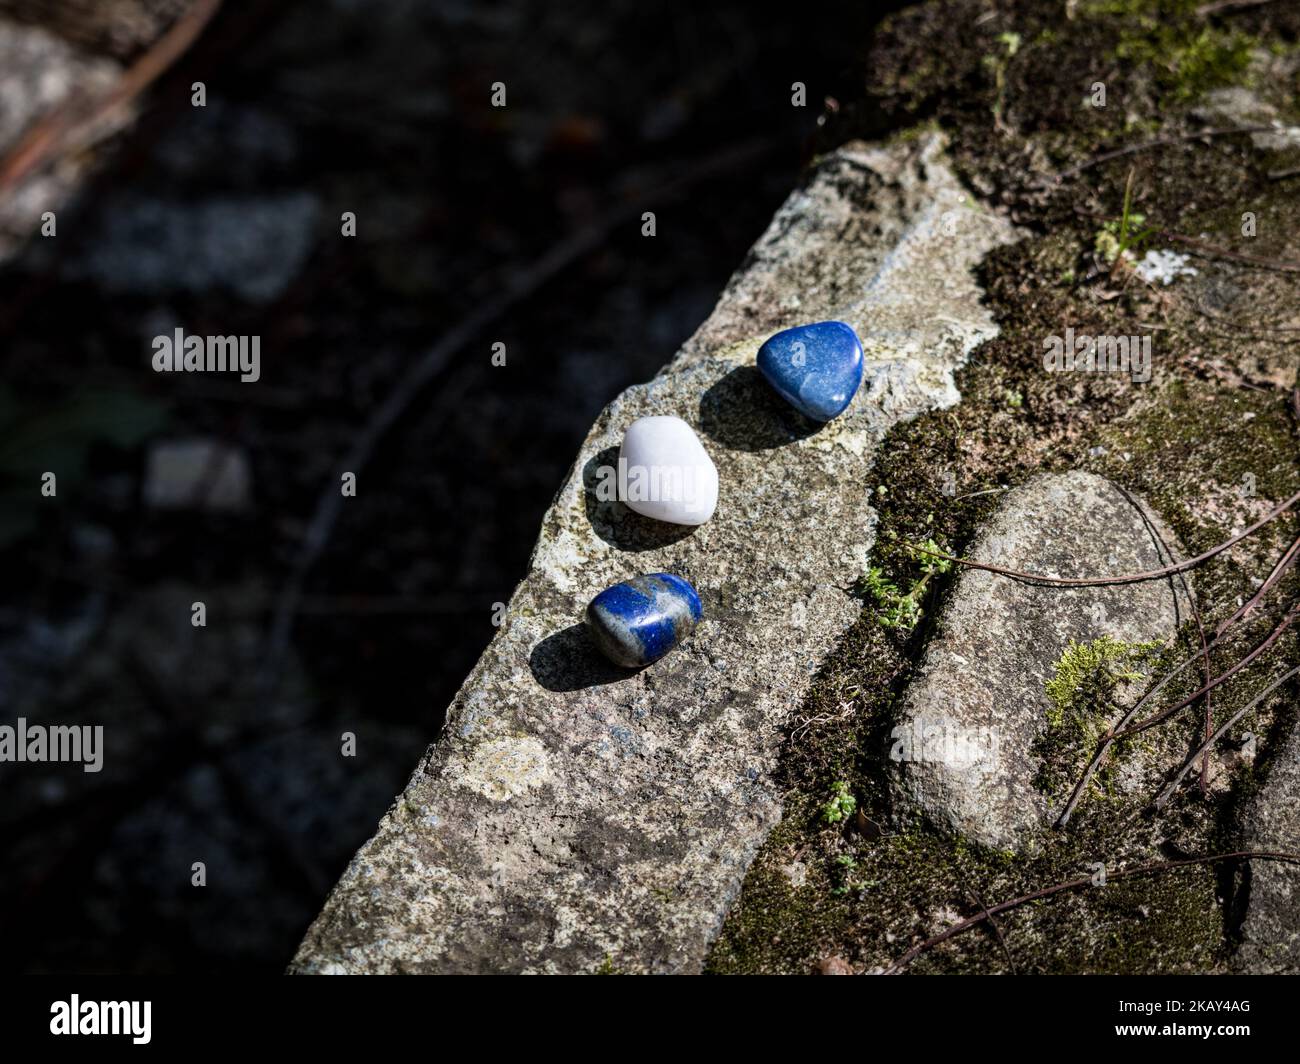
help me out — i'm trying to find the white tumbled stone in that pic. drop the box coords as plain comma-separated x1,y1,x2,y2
617,415,718,526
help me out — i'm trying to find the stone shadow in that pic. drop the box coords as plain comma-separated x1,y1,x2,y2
529,623,631,692
698,365,821,452
582,445,696,552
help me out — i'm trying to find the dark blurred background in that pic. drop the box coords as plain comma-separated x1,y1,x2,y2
0,0,898,971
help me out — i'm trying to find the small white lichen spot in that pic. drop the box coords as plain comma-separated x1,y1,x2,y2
551,905,579,947
1134,249,1197,287
461,737,550,801
532,527,597,594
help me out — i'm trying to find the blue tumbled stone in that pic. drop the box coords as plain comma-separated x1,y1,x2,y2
756,320,864,422
585,573,703,668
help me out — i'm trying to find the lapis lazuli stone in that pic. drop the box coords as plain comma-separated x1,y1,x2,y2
585,573,702,668
756,320,864,422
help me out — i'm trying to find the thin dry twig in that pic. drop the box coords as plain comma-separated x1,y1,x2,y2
1197,621,1213,794
1069,201,1300,282
1048,125,1284,184
1197,0,1281,15
1217,533,1300,637
964,886,1015,974
1055,626,1226,827
1183,298,1300,346
905,487,1300,587
1160,230,1300,274
1056,538,1300,827
1152,665,1300,809
1116,602,1299,739
0,0,223,195
1112,484,1214,795
882,849,1300,974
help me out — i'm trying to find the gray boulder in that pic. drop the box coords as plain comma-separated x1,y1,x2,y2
889,471,1194,852
289,131,1020,974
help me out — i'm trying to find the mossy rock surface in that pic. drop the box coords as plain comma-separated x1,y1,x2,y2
709,0,1300,974
282,0,1300,974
